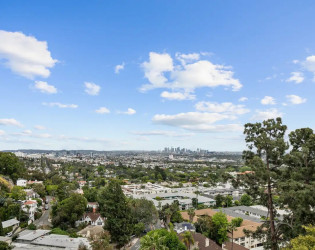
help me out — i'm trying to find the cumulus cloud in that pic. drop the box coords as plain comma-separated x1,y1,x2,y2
303,55,315,77
261,96,276,105
34,125,46,130
251,108,283,121
119,108,136,115
175,52,200,65
42,102,78,108
34,81,57,94
84,82,101,95
152,112,242,132
286,72,304,84
160,91,195,100
95,107,110,114
115,62,125,74
195,101,250,115
140,52,242,93
286,95,307,105
0,30,57,78
238,97,248,102
0,118,23,127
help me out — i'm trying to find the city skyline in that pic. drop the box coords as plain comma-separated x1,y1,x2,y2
1,1,315,151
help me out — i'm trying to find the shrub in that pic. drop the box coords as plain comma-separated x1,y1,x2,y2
27,223,37,230
51,227,69,235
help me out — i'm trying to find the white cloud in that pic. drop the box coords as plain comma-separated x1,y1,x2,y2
141,52,242,93
42,102,78,108
84,82,101,96
286,95,307,105
175,52,200,65
304,55,315,72
34,81,57,94
95,107,110,114
238,97,248,102
141,52,174,91
120,108,136,115
0,30,57,78
115,62,125,74
195,101,250,115
132,130,194,137
0,130,5,136
0,118,23,127
152,112,241,132
160,91,195,100
261,96,276,105
34,125,46,130
286,72,304,84
251,108,283,121
123,108,136,115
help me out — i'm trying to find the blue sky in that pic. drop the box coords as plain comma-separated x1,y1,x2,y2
0,1,315,151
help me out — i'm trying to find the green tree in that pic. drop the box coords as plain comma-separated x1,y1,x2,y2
195,215,213,235
180,231,194,250
282,225,315,250
187,208,195,223
134,222,145,237
31,183,46,198
0,219,4,236
240,194,252,206
224,195,233,207
209,211,229,245
10,186,26,200
129,198,158,229
231,217,243,227
98,180,133,247
279,128,315,240
52,193,87,229
0,241,11,250
0,152,25,182
215,194,224,208
191,198,198,209
140,229,186,250
83,187,98,202
240,118,288,250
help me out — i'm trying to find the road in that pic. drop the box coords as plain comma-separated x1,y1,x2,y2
34,196,52,227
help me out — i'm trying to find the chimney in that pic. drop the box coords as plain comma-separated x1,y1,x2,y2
93,207,96,213
205,238,209,247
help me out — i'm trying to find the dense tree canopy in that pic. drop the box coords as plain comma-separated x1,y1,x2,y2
140,229,186,250
0,152,25,182
52,193,87,229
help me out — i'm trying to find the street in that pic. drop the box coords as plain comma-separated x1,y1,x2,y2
34,196,52,228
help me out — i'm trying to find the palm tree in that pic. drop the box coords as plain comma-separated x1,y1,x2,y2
164,208,172,230
181,231,194,250
140,232,168,250
187,208,195,223
227,223,238,250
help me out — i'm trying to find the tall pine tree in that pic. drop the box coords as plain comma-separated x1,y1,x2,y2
279,128,315,240
98,180,133,247
240,118,288,250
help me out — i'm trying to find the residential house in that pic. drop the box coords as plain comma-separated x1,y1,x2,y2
76,212,105,227
22,200,38,221
16,179,27,187
178,232,222,250
174,222,195,234
181,208,264,249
